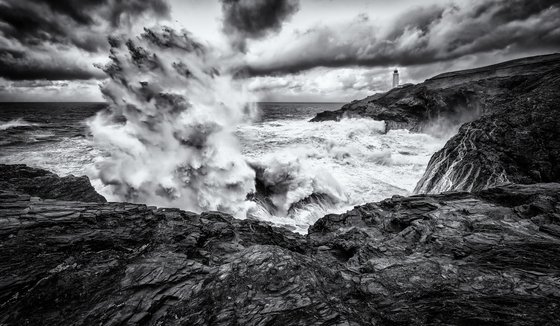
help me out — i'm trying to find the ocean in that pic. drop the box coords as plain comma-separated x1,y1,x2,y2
0,102,447,232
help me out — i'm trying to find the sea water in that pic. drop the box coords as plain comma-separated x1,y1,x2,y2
0,102,447,233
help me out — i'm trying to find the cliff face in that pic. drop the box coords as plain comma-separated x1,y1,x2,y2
415,61,560,194
2,164,560,325
310,53,560,133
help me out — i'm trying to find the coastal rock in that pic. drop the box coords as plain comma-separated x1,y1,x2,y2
415,63,560,193
0,164,106,202
1,164,560,325
311,84,484,133
310,53,560,133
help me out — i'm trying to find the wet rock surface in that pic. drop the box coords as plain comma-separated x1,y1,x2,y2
1,165,560,325
415,61,560,194
310,53,560,133
0,164,106,203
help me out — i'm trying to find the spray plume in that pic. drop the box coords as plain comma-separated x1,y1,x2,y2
89,27,258,216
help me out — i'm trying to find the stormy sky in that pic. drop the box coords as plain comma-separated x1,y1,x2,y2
0,0,559,102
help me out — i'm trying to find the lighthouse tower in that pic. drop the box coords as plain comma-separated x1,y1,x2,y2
392,69,399,88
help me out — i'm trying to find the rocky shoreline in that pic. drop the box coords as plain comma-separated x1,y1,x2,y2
312,53,560,195
2,53,560,325
1,164,560,325
415,59,560,194
310,53,560,132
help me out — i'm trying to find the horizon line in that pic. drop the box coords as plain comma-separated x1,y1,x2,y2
0,101,347,104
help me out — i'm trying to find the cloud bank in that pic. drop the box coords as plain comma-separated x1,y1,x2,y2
1,0,560,101
0,0,170,81
245,0,560,76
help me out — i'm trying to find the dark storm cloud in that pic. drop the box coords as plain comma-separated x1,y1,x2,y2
0,0,170,51
0,0,170,81
245,0,560,76
221,0,299,50
39,0,170,27
0,50,106,81
10,80,68,88
0,2,100,52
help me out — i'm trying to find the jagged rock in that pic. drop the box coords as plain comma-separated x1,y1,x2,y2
0,164,106,202
310,53,560,133
415,64,560,194
1,165,560,325
308,183,560,325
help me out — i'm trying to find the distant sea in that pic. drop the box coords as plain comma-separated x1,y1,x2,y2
0,102,445,232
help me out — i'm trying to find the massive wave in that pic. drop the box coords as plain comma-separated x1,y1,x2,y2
89,27,258,216
88,27,348,223
86,27,445,232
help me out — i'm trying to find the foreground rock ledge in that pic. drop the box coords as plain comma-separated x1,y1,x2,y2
1,169,560,325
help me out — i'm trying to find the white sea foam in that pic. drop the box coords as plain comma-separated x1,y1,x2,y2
236,117,448,232
0,112,449,233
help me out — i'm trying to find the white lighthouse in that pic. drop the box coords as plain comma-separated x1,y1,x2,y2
392,69,399,88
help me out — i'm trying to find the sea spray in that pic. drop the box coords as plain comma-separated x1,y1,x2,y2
88,27,258,215
250,151,347,216
85,27,450,230
233,116,450,232
0,100,449,233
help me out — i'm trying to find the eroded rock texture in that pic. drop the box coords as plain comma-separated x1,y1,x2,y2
1,165,560,325
0,164,106,203
415,62,560,194
310,53,560,133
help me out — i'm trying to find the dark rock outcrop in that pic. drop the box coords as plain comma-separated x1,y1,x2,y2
310,53,560,133
2,164,560,325
0,164,106,202
415,60,560,194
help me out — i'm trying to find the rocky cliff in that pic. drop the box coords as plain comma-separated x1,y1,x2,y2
310,53,560,194
415,59,560,194
2,164,560,325
310,53,560,133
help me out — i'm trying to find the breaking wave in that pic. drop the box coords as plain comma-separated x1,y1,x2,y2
0,119,39,130
236,117,446,231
